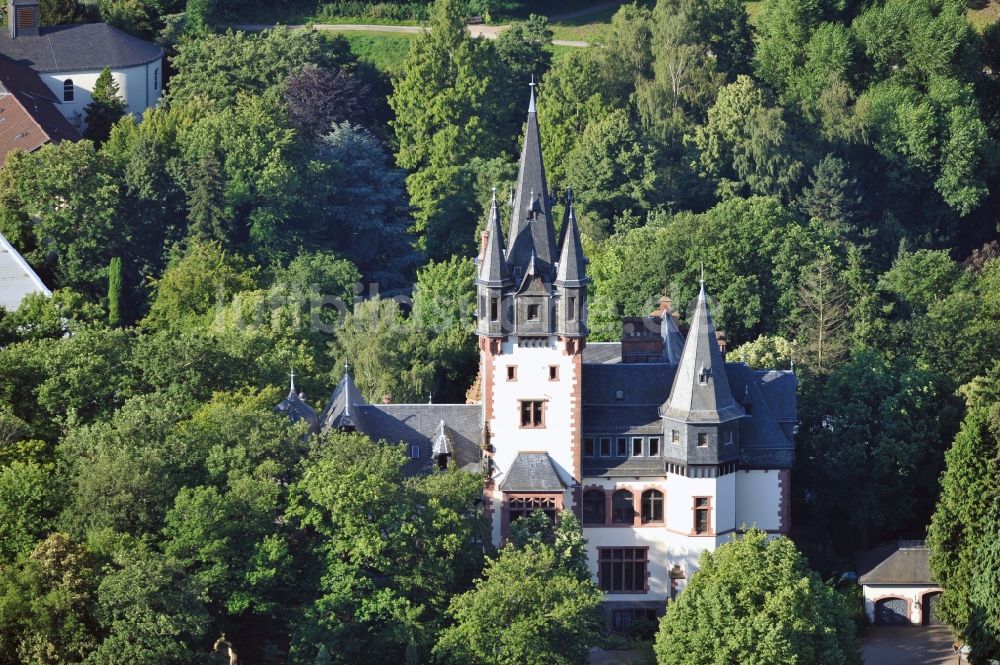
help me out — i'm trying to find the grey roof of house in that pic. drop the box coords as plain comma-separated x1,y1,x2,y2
499,452,566,491
661,282,745,424
583,458,665,477
0,23,163,73
583,342,622,364
476,192,512,289
860,546,935,585
357,403,482,474
0,231,49,310
554,204,586,288
662,313,684,364
319,372,367,432
274,377,320,434
506,84,556,274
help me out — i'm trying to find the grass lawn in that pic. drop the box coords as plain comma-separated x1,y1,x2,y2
549,0,653,44
338,31,417,72
967,0,1000,31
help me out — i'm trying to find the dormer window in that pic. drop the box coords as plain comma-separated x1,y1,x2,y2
698,364,710,384
63,79,74,102
697,433,708,448
527,304,539,320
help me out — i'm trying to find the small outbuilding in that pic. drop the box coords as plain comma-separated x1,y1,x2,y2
858,541,943,626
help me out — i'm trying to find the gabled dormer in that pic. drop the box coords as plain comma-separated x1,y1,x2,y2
514,251,552,336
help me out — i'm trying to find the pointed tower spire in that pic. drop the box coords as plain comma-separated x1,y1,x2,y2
476,188,512,288
507,78,556,274
661,280,743,422
555,202,587,288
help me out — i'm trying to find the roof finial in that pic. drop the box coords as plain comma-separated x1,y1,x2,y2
428,391,433,404
565,187,574,206
289,369,296,396
700,262,705,284
528,75,536,114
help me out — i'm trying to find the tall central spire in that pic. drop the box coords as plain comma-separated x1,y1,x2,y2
506,78,556,275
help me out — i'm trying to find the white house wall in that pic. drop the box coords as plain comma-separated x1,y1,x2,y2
39,58,162,128
862,584,942,625
736,469,781,532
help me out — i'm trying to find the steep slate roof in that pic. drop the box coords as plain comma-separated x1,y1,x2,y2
661,313,684,364
0,23,163,73
0,230,49,310
319,372,367,431
582,363,673,435
356,403,482,474
506,82,556,273
0,57,79,164
500,452,566,492
860,545,935,586
661,282,745,423
583,342,622,364
476,190,512,288
274,373,319,434
554,203,586,288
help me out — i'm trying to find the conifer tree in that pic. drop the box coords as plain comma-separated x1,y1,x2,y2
186,151,229,245
84,67,127,143
389,0,501,259
107,256,123,327
798,154,862,238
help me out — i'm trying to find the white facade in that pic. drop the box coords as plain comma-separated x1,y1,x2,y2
862,584,942,625
485,336,580,546
39,59,162,129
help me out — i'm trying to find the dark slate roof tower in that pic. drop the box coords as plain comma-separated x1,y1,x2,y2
554,201,587,337
661,280,746,466
506,79,556,276
274,371,319,434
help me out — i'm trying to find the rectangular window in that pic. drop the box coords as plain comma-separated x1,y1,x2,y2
697,433,708,447
509,496,558,523
519,400,544,428
725,428,734,446
549,365,559,381
694,497,711,534
490,298,499,322
506,365,517,381
648,437,660,456
479,295,486,320
598,548,648,593
632,437,643,457
616,437,628,457
527,304,540,320
600,437,611,457
409,444,420,459
611,608,658,633
671,430,680,444
584,437,595,457
568,296,576,321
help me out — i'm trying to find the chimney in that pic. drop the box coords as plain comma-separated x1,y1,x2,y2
382,393,391,404
621,315,664,363
650,296,672,317
478,230,489,261
716,330,727,357
8,0,41,39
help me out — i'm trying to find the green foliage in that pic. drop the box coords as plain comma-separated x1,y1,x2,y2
928,363,1000,647
84,68,127,144
434,513,602,665
389,0,503,259
654,530,861,665
728,334,795,370
537,49,612,189
799,350,961,552
168,29,354,109
797,154,862,239
40,0,88,24
411,256,477,402
694,75,805,200
0,462,62,563
314,122,418,288
106,257,123,328
327,298,434,403
287,432,485,664
565,109,658,238
0,142,123,295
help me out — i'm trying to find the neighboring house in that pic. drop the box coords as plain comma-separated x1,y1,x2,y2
0,0,163,130
858,541,943,626
0,230,49,310
277,85,797,630
0,55,80,165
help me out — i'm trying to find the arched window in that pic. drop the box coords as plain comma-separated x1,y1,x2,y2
63,79,74,102
153,67,159,91
582,490,605,525
611,489,634,524
641,489,664,524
